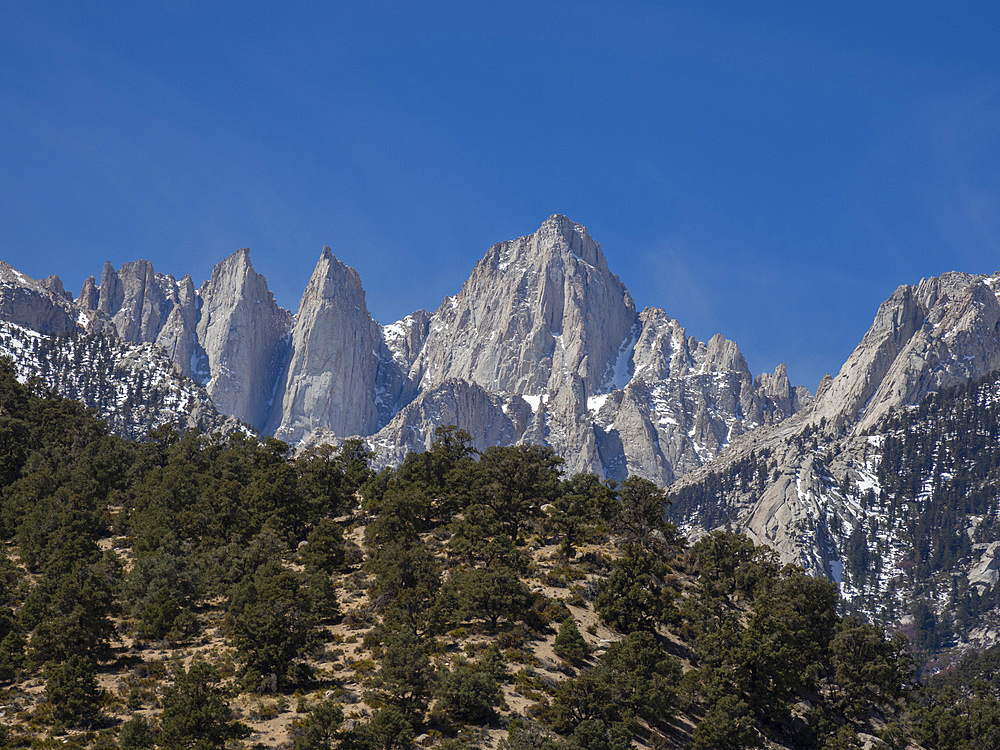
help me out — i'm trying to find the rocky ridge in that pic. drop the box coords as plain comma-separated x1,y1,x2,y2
361,215,810,481
0,216,809,487
668,271,1000,657
0,320,233,439
270,248,382,443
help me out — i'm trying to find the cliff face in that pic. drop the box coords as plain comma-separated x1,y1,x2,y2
666,272,1000,656
807,272,1000,433
270,248,382,443
196,249,292,431
0,261,78,335
407,215,638,398
356,216,807,483
0,216,810,487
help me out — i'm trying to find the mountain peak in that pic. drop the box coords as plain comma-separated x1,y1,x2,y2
408,216,637,400
271,247,381,442
0,260,79,335
0,259,39,290
196,247,292,430
211,247,253,278
528,214,605,269
308,246,364,298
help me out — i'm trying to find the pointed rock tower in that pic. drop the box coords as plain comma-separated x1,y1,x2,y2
271,248,383,443
196,249,292,431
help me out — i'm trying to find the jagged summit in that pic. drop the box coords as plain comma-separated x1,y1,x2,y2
494,214,609,271
409,214,637,398
669,269,1000,612
196,247,292,431
269,247,382,443
0,217,812,486
0,259,78,335
808,271,1000,433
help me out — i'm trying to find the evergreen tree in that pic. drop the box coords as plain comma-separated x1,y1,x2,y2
338,705,415,750
475,444,563,539
159,659,248,750
554,617,590,664
45,654,103,728
689,695,760,750
373,624,434,718
228,563,316,690
293,699,344,750
118,715,155,750
435,661,502,725
595,545,675,632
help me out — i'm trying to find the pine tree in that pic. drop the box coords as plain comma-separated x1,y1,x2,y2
159,659,248,750
45,654,103,728
554,617,590,664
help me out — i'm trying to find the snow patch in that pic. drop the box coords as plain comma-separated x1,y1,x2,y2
587,393,610,413
603,330,638,393
829,560,844,585
521,394,548,413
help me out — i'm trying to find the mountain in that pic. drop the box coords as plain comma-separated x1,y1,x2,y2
0,216,809,487
195,249,292,431
6,219,1000,665
365,215,809,480
0,319,233,439
0,260,233,437
270,248,382,443
2,363,965,750
668,271,1000,661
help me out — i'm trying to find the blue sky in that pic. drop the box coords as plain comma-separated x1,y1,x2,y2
2,2,999,391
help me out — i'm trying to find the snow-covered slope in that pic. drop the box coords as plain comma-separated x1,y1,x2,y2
0,320,234,439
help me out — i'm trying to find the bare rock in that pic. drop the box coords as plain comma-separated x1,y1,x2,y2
272,248,381,442
197,248,293,431
366,379,533,470
409,215,638,397
0,260,79,335
809,272,1000,433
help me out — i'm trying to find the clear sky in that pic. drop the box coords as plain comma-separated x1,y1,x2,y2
2,2,999,392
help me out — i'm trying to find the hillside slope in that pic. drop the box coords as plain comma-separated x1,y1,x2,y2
0,365,991,750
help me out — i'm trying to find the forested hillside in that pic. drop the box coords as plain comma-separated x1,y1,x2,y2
855,375,1000,654
0,358,995,749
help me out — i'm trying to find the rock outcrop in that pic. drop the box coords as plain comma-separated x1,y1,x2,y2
84,259,202,378
366,380,533,470
0,260,78,335
667,270,1000,656
1,216,810,488
809,272,1000,432
366,216,806,485
408,215,638,398
196,249,293,431
270,248,382,443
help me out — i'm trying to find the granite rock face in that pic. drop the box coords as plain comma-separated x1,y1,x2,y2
366,217,807,482
584,309,806,485
82,259,202,378
366,379,533,471
808,272,1000,433
197,249,292,431
0,216,810,488
408,215,638,398
0,260,78,335
667,270,1000,653
270,248,382,443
